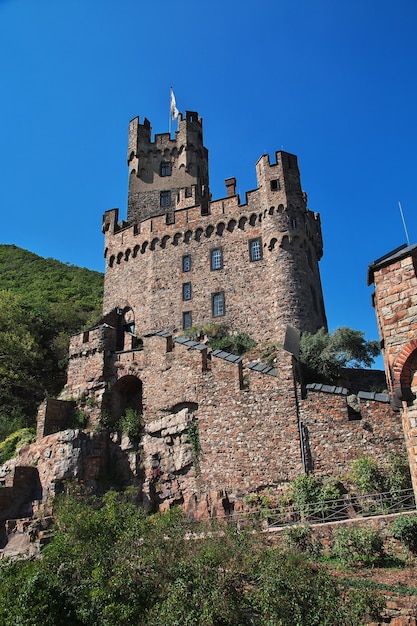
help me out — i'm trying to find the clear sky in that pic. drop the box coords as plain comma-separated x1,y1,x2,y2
1,0,417,366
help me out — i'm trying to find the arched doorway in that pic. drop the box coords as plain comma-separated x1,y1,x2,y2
109,375,143,423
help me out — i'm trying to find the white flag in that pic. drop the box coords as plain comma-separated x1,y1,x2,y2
170,88,179,120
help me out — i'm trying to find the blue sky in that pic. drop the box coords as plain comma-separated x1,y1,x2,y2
1,0,416,365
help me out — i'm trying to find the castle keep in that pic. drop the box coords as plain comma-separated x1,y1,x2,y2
102,111,327,344
1,110,410,525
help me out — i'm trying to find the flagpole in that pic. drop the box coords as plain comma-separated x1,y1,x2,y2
169,87,172,136
399,201,411,246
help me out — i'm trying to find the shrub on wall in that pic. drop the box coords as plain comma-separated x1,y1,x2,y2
385,454,413,498
283,475,344,515
120,408,142,442
391,514,417,553
181,322,257,356
281,524,322,558
331,525,384,566
349,457,385,495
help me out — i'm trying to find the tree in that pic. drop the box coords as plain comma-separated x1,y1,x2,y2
0,245,103,441
0,291,54,437
299,327,380,383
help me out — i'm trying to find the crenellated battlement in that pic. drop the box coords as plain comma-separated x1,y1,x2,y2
108,112,326,347
127,111,209,224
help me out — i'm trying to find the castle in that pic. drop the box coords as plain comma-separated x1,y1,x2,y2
102,111,327,344
1,110,413,524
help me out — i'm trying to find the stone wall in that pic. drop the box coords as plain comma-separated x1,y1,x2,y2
58,329,406,515
301,385,406,477
36,398,76,439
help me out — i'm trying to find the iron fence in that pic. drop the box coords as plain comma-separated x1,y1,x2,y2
227,488,416,530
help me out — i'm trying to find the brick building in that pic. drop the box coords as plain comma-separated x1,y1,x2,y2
368,243,417,498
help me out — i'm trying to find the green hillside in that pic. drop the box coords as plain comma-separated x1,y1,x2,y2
0,245,103,440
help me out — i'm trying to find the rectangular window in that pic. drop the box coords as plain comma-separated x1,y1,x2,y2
182,282,192,301
212,292,225,317
160,161,171,177
270,179,280,191
249,238,262,262
182,254,191,272
165,210,175,225
160,190,171,207
183,311,192,330
210,247,223,270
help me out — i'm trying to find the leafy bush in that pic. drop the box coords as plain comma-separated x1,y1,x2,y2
181,322,257,356
385,454,412,497
281,524,322,558
0,428,35,465
210,331,257,355
120,408,142,442
391,514,417,553
332,525,384,566
349,457,385,494
284,474,343,515
258,340,283,365
68,408,89,429
0,490,385,625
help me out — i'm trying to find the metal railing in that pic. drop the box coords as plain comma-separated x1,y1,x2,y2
227,488,416,530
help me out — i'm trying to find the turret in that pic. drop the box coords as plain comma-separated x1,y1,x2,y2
127,111,210,224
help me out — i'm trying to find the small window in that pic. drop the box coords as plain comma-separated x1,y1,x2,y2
212,292,225,317
124,322,135,335
160,190,171,207
183,311,192,330
270,179,280,191
160,161,171,177
290,217,297,230
211,247,223,270
182,254,191,272
249,238,262,262
165,210,175,225
182,282,192,301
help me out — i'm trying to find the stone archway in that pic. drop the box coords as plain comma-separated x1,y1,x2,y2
109,375,143,423
393,342,417,501
393,339,417,402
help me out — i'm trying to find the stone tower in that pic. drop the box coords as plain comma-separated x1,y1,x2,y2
102,111,327,344
127,111,210,223
368,243,417,497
